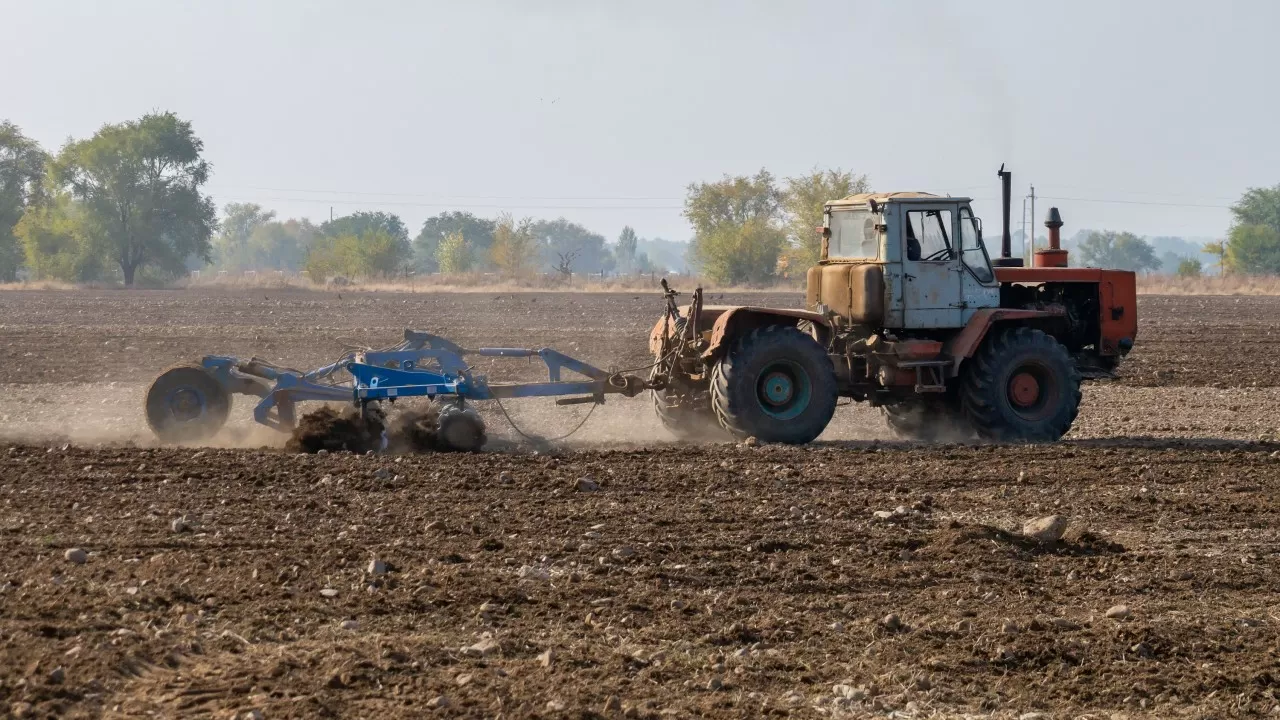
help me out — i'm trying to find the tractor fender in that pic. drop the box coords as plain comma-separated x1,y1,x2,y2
702,307,831,360
943,308,1066,371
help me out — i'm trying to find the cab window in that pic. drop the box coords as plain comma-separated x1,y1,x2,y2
828,208,879,259
905,210,953,261
959,208,994,282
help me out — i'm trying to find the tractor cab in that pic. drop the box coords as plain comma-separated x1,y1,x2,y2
809,193,1000,330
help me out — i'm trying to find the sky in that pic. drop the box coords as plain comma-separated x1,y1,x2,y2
4,0,1278,247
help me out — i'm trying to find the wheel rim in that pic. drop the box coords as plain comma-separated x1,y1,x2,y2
755,360,812,421
165,386,207,424
1005,362,1058,421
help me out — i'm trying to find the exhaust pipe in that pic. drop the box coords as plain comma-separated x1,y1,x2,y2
1034,207,1069,267
993,164,1024,267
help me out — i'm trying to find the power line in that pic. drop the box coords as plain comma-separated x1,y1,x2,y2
206,184,682,202
209,194,684,211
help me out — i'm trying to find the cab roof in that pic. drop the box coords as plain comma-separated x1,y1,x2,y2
826,191,972,208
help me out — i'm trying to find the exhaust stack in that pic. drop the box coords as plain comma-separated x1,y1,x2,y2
993,164,1024,267
1034,207,1069,267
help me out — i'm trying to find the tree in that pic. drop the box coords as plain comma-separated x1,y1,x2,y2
0,121,49,281
686,170,785,285
49,112,216,285
615,226,638,271
691,217,787,286
303,227,409,279
413,212,495,273
213,203,276,271
530,217,613,274
1230,184,1280,235
489,214,538,276
684,169,782,238
248,218,318,271
1075,231,1161,273
436,230,473,273
1225,224,1280,274
1201,240,1226,275
321,211,408,243
1176,257,1202,278
781,168,871,268
14,193,105,282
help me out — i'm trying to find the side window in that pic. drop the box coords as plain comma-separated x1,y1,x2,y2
905,210,953,261
959,208,994,282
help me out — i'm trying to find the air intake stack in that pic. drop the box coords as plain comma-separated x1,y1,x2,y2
1034,207,1069,268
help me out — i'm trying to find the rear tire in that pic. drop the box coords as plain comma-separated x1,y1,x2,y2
146,365,231,444
960,327,1080,442
710,325,837,444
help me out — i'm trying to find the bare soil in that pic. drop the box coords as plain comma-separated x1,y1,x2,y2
1,288,1279,719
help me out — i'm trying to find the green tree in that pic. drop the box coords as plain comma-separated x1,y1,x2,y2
14,193,105,282
303,227,409,279
0,121,49,281
435,230,473,273
1201,240,1226,274
413,211,495,273
685,170,785,285
249,218,318,271
490,214,538,276
530,217,613,274
1175,257,1202,278
782,168,870,268
213,203,276,271
1230,184,1280,235
321,211,408,242
691,217,787,286
1225,224,1280,274
1075,231,1161,273
615,226,638,271
49,112,216,285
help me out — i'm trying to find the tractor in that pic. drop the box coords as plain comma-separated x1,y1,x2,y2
650,165,1138,444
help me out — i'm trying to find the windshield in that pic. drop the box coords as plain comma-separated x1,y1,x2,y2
828,208,879,259
959,208,994,282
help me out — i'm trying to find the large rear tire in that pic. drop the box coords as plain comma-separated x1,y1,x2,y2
959,327,1080,442
710,325,838,444
146,365,232,444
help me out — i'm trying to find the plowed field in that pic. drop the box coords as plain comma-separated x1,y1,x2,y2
1,289,1278,719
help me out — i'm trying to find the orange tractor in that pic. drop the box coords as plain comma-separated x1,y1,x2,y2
650,166,1137,444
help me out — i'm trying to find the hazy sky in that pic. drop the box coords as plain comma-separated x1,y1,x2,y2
5,0,1278,245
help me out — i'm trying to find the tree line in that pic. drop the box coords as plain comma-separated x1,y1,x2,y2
3,112,1279,286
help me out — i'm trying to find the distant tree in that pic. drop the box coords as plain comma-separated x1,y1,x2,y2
782,167,870,269
1225,224,1280,274
14,193,105,282
249,218,318,271
1176,257,1202,278
49,112,216,285
1075,231,1161,273
686,170,784,284
1230,184,1280,235
213,203,276,271
303,228,408,279
490,214,538,276
1201,240,1226,275
530,217,613,274
615,226,638,271
435,230,473,273
691,217,787,286
413,211,495,273
0,121,49,281
321,211,408,242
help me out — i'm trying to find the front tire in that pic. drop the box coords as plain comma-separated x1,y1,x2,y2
145,365,231,444
710,325,838,444
960,327,1080,442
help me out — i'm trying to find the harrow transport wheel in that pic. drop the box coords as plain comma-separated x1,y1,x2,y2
145,365,231,444
881,396,970,442
960,327,1081,442
436,403,487,452
650,366,723,441
710,324,837,444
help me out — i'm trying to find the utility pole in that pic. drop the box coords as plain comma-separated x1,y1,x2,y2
1028,184,1036,258
1020,196,1028,261
330,206,334,223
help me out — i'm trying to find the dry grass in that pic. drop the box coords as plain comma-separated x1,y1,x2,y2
1136,274,1280,295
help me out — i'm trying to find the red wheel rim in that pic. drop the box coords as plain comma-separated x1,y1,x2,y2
1009,372,1041,408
